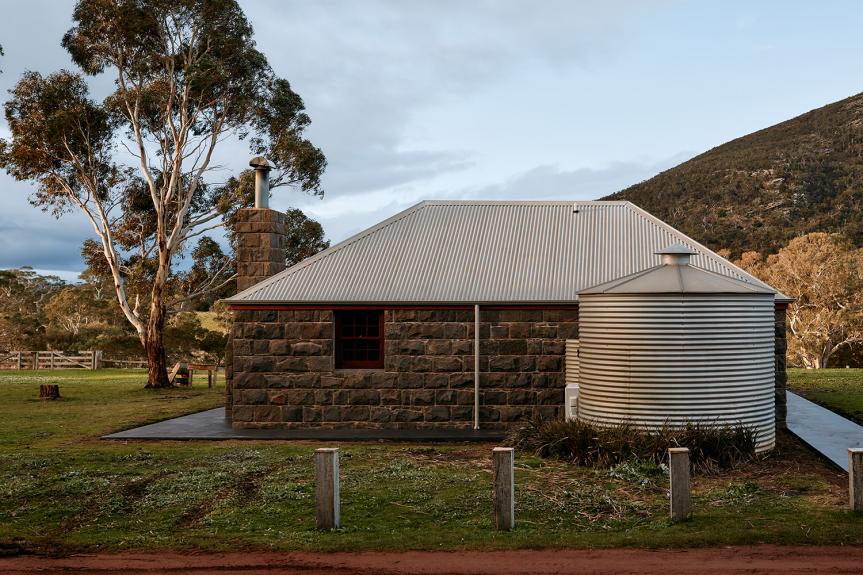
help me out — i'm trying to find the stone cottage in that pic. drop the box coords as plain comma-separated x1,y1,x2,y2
225,183,789,433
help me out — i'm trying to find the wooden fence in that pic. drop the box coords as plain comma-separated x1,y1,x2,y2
0,350,103,370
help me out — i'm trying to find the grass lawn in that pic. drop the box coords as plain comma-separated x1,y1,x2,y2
788,368,863,425
0,369,859,555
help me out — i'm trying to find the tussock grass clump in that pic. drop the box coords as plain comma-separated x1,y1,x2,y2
510,419,757,473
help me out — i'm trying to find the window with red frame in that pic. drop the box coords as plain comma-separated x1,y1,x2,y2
334,310,384,369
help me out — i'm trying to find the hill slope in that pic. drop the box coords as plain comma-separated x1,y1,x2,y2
605,93,863,255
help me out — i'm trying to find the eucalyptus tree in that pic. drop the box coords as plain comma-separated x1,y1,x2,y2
0,0,326,387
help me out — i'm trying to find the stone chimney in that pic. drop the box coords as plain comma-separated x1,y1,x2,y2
227,157,286,420
235,157,287,292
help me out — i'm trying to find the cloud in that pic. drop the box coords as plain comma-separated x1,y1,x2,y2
295,151,693,244
0,0,674,274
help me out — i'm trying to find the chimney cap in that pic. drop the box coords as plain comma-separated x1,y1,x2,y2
655,242,697,256
249,156,271,170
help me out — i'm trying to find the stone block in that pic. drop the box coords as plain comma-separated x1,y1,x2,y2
303,407,322,422
500,406,531,422
558,323,579,339
291,342,323,356
276,357,309,373
321,376,343,389
449,373,474,388
412,356,434,372
434,356,463,372
530,324,558,338
349,390,381,405
479,406,501,421
322,406,341,422
371,407,394,423
399,340,426,355
254,405,283,422
435,389,457,404
269,339,291,355
247,356,274,373
536,389,563,405
369,371,399,388
394,409,424,422
426,406,450,422
286,390,315,405
506,323,530,338
451,406,473,421
241,388,268,404
401,373,425,388
341,405,371,421
232,405,255,422
542,340,565,355
424,373,449,389
283,406,303,422
444,323,468,339
518,356,537,372
537,355,563,372
489,356,518,372
483,390,507,405
507,390,533,405
498,339,527,355
305,356,333,371
451,339,473,354
426,339,452,355
412,389,435,406
380,389,401,405
490,325,509,339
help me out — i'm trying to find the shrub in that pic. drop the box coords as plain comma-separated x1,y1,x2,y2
510,418,757,473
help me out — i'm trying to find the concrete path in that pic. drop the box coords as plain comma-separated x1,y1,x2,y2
787,391,863,472
102,408,506,442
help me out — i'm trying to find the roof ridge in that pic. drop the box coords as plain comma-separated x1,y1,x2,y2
622,202,790,300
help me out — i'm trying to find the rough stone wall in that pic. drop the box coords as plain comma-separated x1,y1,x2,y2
774,305,788,430
226,207,288,419
229,308,578,429
234,208,287,292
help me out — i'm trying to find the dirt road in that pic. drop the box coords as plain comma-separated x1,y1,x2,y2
2,546,862,574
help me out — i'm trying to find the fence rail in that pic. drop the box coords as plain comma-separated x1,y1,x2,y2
99,358,148,369
0,350,103,370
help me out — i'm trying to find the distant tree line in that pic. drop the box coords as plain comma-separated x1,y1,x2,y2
0,208,328,366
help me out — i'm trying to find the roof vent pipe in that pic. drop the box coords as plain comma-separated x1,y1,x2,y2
656,243,697,266
249,156,272,209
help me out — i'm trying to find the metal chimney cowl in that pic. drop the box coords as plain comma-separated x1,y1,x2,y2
249,156,271,209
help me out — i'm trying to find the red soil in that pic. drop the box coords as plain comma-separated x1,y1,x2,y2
2,546,862,574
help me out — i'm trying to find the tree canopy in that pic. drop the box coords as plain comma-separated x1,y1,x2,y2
737,232,863,368
0,0,326,386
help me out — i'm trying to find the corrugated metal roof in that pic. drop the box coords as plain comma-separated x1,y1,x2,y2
227,200,788,304
579,261,776,295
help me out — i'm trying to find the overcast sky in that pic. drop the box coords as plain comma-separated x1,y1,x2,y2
1,0,862,281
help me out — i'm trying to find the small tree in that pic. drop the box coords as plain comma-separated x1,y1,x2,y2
0,1,325,387
738,233,863,368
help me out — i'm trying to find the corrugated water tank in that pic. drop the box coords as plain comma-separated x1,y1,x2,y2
576,244,777,452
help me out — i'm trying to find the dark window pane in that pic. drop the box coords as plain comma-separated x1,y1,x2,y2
335,310,384,368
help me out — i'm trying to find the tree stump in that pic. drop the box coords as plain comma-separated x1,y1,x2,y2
39,384,60,400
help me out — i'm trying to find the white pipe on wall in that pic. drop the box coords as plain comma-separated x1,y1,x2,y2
474,303,480,430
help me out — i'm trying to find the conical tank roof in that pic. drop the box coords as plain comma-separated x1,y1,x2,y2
579,244,775,296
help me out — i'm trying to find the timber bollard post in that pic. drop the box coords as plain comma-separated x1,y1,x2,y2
668,447,691,521
315,448,340,529
851,448,863,512
493,447,515,531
